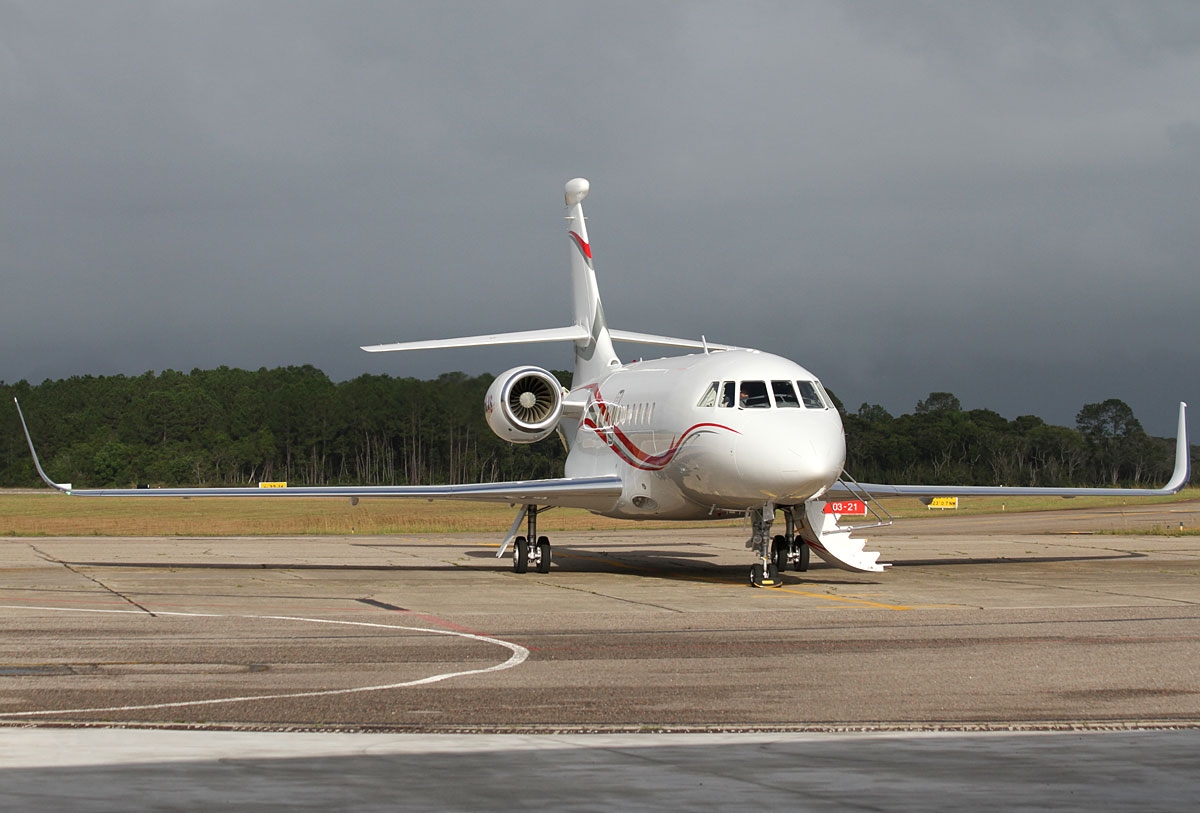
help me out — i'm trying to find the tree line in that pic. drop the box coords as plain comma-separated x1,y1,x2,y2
0,368,1191,490
0,366,567,489
840,391,1186,489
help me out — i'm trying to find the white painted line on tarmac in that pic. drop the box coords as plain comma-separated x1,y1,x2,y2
0,605,529,719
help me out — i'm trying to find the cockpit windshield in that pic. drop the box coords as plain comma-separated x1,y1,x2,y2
797,380,826,409
772,380,800,407
701,378,830,410
738,381,769,408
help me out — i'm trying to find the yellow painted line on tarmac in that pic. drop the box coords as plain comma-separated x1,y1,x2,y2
772,585,913,610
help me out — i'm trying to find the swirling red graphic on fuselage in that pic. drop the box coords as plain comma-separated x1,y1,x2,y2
579,386,739,471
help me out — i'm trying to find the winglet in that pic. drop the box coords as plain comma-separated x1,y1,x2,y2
1163,401,1190,493
12,399,71,493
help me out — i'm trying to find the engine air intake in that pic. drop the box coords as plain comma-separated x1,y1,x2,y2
508,374,557,425
485,366,565,443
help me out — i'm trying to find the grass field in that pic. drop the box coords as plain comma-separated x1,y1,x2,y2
1,487,1196,537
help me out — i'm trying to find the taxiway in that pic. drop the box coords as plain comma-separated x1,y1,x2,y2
1,500,1197,809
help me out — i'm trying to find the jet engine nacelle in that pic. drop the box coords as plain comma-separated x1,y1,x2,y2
485,366,565,444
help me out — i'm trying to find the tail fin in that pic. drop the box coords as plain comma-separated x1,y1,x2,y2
564,179,620,386
361,179,730,367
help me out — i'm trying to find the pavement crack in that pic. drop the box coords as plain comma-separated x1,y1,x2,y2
979,574,1199,606
531,579,684,612
27,544,157,616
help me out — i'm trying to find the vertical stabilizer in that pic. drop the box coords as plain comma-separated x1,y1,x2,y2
565,178,620,386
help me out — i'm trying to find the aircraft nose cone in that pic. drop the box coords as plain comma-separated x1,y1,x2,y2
734,432,845,502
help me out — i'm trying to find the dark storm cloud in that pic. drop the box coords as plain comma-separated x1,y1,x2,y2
2,1,1197,435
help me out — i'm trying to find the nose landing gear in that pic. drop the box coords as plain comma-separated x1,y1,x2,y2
748,503,783,588
750,505,815,586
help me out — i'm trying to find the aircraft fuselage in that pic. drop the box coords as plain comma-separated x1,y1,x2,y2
565,348,846,520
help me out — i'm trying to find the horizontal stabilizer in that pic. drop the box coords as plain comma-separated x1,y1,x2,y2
363,326,736,354
608,330,737,352
362,326,589,353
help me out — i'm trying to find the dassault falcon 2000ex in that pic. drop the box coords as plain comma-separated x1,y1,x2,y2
16,178,1190,586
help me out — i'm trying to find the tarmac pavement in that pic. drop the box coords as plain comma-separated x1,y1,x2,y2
0,499,1197,809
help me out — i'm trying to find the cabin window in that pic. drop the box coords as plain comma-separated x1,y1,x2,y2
797,380,826,409
697,382,719,408
739,380,770,408
719,381,737,408
772,380,800,408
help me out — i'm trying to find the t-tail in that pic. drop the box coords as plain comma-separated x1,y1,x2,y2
564,178,620,386
359,179,730,368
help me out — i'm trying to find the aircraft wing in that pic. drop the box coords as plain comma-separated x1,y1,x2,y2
830,402,1191,500
14,399,623,512
28,477,625,512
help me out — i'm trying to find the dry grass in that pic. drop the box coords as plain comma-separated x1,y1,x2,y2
871,488,1200,519
0,491,740,536
0,487,1194,537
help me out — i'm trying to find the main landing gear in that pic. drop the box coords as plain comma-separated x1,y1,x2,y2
510,504,552,574
774,505,811,573
750,504,811,587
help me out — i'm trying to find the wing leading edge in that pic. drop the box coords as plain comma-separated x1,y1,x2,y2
832,401,1190,499
361,326,736,354
14,398,623,512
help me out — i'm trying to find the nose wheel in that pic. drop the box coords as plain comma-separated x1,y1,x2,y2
750,506,813,585
750,561,781,587
749,504,783,588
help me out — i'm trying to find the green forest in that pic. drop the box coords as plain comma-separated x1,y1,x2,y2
0,366,1191,490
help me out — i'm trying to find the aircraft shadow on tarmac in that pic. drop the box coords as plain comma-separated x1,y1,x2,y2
59,547,1145,587
57,550,826,585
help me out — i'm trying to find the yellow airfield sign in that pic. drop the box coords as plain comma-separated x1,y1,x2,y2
928,496,959,510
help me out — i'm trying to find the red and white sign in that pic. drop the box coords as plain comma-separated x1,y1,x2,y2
823,500,867,516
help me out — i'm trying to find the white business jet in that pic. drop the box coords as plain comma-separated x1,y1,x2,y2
16,179,1190,586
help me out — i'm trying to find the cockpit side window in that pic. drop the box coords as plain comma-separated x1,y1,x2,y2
772,380,800,408
719,381,736,408
697,381,719,408
740,380,770,408
816,381,834,409
796,380,826,409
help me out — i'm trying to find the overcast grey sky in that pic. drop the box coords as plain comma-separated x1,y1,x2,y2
2,1,1197,435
